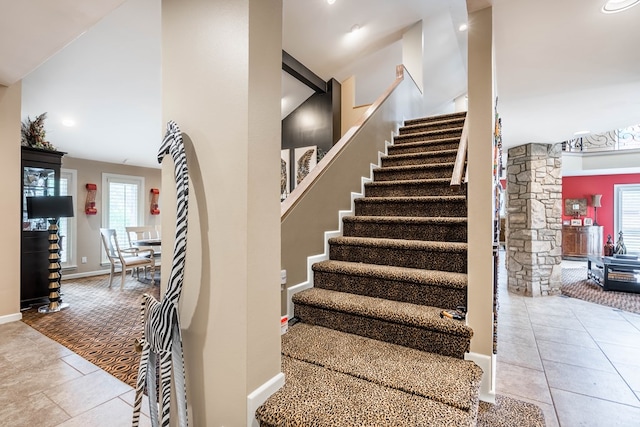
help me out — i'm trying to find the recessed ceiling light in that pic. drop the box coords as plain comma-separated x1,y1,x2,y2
602,0,640,13
458,23,468,32
574,130,591,136
62,119,75,127
327,0,336,4
350,24,360,33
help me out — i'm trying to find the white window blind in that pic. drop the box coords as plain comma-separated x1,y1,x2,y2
615,184,640,254
102,174,145,259
59,169,77,267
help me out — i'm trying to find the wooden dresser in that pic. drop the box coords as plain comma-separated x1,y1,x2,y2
562,225,603,259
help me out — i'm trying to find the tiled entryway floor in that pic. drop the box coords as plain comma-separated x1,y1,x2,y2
0,320,151,427
2,256,640,426
496,257,640,426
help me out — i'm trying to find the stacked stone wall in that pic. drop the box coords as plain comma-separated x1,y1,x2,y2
506,143,562,296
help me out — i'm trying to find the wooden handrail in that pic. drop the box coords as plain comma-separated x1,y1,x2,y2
451,113,469,188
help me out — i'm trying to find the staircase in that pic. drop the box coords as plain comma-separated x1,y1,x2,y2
257,112,482,426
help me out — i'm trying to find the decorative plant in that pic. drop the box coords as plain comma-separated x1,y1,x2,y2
21,113,57,150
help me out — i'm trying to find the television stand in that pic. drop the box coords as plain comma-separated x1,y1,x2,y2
587,255,640,293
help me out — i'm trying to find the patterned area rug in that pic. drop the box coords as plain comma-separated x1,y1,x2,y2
562,267,640,314
21,274,159,388
478,395,545,427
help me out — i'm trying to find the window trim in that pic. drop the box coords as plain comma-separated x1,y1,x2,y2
60,168,77,269
614,183,640,254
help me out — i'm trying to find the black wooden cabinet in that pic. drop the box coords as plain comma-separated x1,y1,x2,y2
21,146,65,307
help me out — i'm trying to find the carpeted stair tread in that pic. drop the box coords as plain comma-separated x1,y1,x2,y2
313,259,467,289
312,260,467,308
255,356,474,427
328,236,467,272
355,195,466,205
367,177,451,187
399,118,466,135
329,235,467,252
281,323,482,412
364,178,465,197
387,137,460,155
342,216,467,242
377,162,456,173
404,112,466,126
374,163,456,181
381,149,458,166
393,128,463,145
293,288,473,339
343,215,467,226
354,196,467,218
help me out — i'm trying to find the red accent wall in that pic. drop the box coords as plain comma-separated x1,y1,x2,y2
562,173,640,242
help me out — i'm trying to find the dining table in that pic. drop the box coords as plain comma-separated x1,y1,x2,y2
131,238,162,283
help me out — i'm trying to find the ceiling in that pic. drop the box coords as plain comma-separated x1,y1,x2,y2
3,0,640,169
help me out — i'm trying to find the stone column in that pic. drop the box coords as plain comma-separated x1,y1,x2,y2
506,143,563,296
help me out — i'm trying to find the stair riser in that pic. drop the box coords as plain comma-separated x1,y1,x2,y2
343,220,467,242
394,130,462,145
355,200,467,218
388,141,459,155
364,182,463,197
404,113,466,126
313,270,467,309
399,119,465,135
329,244,467,273
374,167,453,181
382,152,458,167
294,304,470,359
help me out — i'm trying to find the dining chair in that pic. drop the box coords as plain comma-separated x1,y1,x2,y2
126,225,162,258
100,228,155,289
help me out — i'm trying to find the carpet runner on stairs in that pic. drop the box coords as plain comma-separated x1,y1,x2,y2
257,111,481,426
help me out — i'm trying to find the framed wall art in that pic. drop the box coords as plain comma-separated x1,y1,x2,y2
280,149,290,201
564,198,587,217
294,145,317,187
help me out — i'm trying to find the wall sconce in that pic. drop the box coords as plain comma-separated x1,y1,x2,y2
150,188,160,215
592,194,602,225
85,183,97,215
26,196,75,313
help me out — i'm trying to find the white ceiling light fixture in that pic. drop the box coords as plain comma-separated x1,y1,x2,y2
350,24,361,33
458,23,468,32
327,0,336,4
602,0,640,13
62,119,76,127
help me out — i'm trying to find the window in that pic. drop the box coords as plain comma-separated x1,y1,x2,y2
102,173,145,261
60,169,77,268
614,184,640,254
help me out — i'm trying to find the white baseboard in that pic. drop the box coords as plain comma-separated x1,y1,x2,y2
0,312,22,325
61,269,111,280
465,352,496,403
247,372,285,427
286,137,393,320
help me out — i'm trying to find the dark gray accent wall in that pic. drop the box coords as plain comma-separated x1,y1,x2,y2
282,78,341,188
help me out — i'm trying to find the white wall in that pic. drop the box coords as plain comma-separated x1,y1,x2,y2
402,21,424,93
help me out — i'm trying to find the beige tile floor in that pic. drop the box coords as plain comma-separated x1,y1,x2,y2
496,256,640,426
1,255,640,426
0,320,152,427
